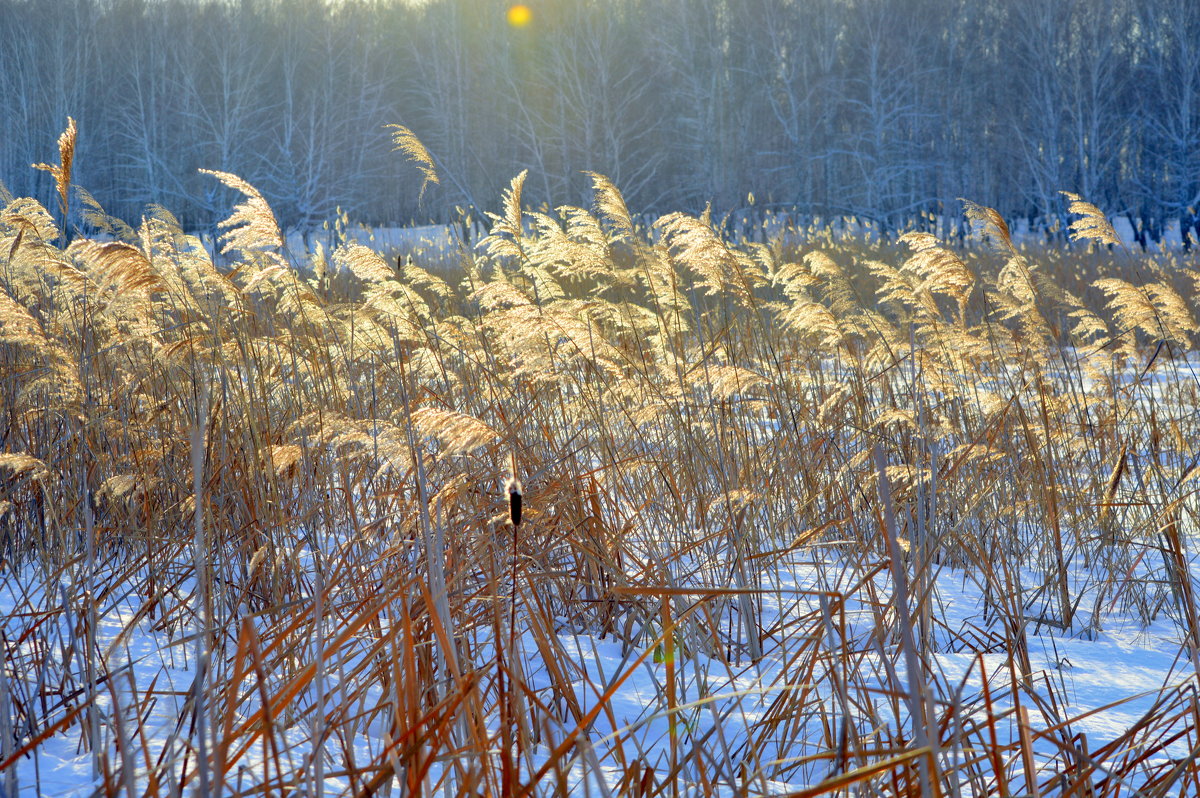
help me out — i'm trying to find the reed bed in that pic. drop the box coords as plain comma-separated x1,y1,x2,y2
1,124,1200,796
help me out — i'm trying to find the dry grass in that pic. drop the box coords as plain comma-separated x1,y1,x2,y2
2,124,1200,795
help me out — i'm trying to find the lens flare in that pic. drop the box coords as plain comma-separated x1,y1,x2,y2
507,4,532,27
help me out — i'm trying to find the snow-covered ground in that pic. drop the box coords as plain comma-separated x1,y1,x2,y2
4,529,1197,796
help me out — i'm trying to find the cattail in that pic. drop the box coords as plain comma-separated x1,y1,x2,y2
505,452,523,527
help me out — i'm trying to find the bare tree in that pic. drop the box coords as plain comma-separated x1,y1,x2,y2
1134,0,1200,247
0,0,1194,239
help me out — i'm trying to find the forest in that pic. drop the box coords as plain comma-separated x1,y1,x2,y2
7,1,1200,795
2,0,1198,244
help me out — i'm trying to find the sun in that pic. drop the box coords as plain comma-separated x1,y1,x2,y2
507,4,532,27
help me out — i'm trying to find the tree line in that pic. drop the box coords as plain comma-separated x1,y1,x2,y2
1,0,1198,246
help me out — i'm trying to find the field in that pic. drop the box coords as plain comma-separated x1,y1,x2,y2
3,133,1200,796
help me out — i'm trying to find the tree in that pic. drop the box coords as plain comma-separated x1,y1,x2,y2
1134,0,1200,248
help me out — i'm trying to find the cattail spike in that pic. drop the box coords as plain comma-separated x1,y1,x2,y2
505,452,523,527
508,485,522,528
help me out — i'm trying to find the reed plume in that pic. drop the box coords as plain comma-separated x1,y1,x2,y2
32,117,76,226
1062,191,1121,247
387,124,440,201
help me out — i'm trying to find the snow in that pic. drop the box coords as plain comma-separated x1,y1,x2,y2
4,335,1200,794
3,529,1197,796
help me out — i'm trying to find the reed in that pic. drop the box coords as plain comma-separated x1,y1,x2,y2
1,121,1199,795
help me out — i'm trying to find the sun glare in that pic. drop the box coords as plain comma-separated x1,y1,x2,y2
507,4,532,27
